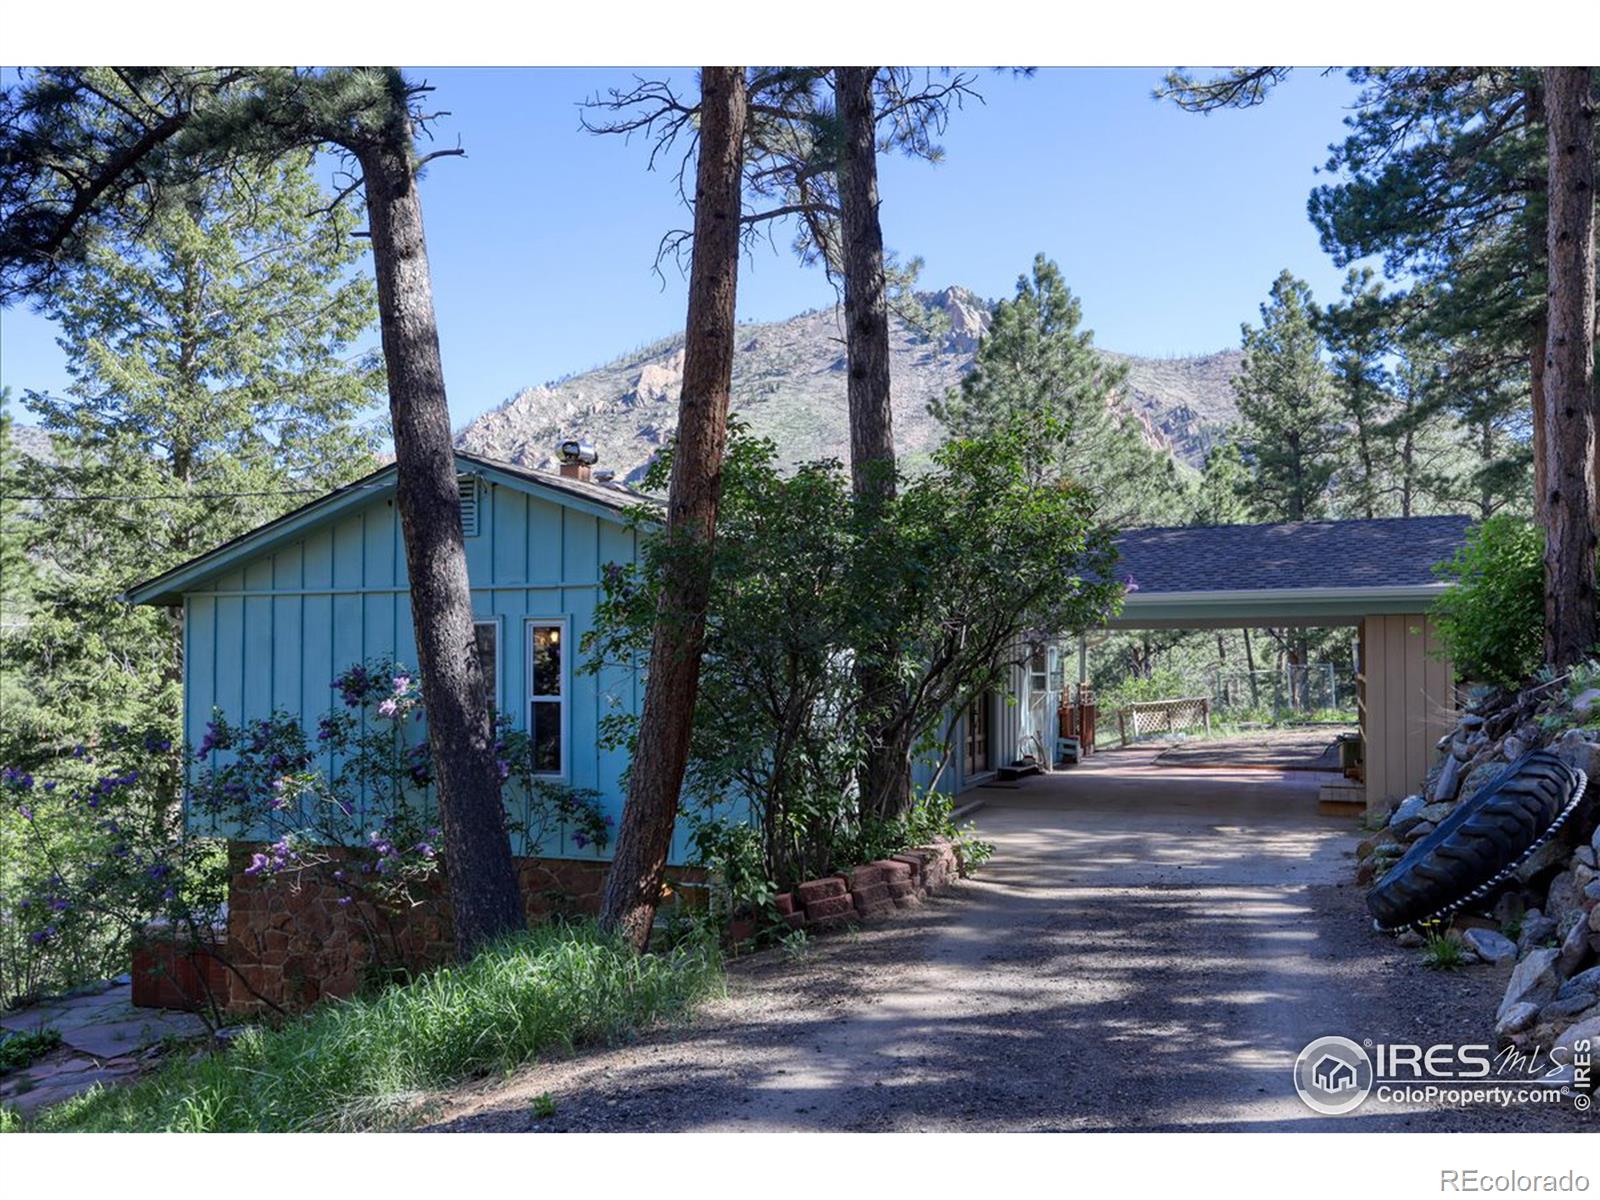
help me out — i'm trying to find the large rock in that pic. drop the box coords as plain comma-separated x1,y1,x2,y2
1558,917,1594,977
1495,1001,1542,1040
1540,991,1598,1022
1420,801,1455,825
1498,948,1562,1022
1388,794,1426,835
1515,840,1571,885
1492,891,1529,926
1552,1013,1600,1060
1462,928,1518,966
1554,728,1600,779
1433,754,1463,802
1501,735,1526,761
1404,820,1437,843
1556,964,1600,1001
1572,688,1600,721
1518,911,1558,955
1547,870,1583,923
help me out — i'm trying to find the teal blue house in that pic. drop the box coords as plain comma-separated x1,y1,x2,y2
128,450,1022,867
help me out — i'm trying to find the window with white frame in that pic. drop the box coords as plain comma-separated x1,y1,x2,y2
527,619,566,775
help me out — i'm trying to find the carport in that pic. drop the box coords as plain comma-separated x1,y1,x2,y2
1104,515,1473,814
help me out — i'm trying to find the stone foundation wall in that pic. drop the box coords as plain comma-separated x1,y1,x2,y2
219,846,703,1015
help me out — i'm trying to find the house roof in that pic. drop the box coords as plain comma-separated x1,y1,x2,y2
126,451,658,606
1109,515,1474,627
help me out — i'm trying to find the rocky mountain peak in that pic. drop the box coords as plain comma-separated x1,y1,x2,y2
456,287,1241,484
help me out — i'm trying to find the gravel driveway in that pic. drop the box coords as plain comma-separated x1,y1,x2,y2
424,753,1587,1132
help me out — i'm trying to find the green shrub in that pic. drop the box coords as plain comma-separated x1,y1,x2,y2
1099,667,1192,712
17,921,721,1132
0,1027,61,1072
1432,516,1546,689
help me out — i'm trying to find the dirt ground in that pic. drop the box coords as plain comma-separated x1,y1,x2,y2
422,752,1590,1133
1152,726,1353,770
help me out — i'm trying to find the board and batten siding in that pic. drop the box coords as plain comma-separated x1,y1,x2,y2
1360,613,1457,811
181,479,678,860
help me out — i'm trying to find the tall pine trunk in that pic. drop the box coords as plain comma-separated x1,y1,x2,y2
1540,67,1598,670
1528,81,1551,522
358,130,524,955
836,65,912,819
599,67,748,950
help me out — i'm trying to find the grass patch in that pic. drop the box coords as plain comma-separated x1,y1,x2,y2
1421,931,1468,971
13,920,720,1132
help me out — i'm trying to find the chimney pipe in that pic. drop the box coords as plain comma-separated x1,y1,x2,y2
558,439,597,482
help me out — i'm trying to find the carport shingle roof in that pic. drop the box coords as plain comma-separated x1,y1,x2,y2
1113,515,1473,595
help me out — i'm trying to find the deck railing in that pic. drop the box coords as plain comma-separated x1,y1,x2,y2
1115,696,1212,745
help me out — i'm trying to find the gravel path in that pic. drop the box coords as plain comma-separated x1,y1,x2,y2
423,757,1588,1133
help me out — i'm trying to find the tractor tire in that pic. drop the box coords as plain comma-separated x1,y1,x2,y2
1366,750,1588,931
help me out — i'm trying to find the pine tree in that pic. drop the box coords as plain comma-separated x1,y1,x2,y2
1308,68,1551,516
1191,441,1250,526
600,67,748,950
1539,67,1598,668
1382,329,1473,518
1320,268,1396,519
5,158,383,764
1234,272,1343,522
24,156,382,572
931,254,1180,527
1162,67,1555,518
0,67,527,954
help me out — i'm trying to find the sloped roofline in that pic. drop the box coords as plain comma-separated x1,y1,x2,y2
125,451,659,606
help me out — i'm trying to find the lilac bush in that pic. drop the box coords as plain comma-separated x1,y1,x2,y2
1,722,224,1008
2,660,612,1007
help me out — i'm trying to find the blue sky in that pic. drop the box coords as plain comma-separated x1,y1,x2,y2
0,67,1365,428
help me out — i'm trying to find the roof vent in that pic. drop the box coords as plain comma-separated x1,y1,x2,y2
558,439,597,482
458,475,480,537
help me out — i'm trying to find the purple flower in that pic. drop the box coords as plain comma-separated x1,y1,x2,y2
43,781,56,792
337,895,352,906
377,699,399,719
18,804,32,821
392,675,412,694
244,852,270,877
1122,574,1140,594
573,832,589,849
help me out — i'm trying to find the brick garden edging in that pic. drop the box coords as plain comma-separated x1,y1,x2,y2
728,842,963,943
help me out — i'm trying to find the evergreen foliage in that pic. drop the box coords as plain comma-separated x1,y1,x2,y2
1,156,383,767
1232,271,1342,522
930,254,1184,527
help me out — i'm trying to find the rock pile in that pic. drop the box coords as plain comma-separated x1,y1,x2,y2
1357,672,1600,1058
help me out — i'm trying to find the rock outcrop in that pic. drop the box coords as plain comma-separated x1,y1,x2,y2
1357,666,1600,1057
455,287,1243,483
